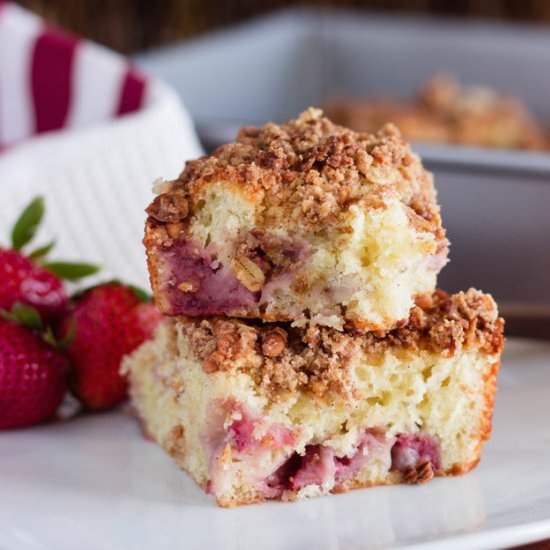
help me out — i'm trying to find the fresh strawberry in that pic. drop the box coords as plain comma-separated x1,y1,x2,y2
59,283,162,410
1,196,100,323
0,317,69,429
0,248,67,322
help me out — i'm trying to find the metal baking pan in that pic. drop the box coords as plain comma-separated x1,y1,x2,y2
135,8,550,310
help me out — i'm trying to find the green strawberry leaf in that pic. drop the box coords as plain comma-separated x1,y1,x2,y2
5,303,43,331
43,261,101,281
28,240,56,260
128,284,152,303
0,305,68,348
11,196,45,251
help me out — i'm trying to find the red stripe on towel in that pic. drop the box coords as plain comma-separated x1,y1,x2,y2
116,67,146,116
30,28,79,133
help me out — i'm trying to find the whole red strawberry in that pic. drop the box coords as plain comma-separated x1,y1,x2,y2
0,248,67,322
1,197,99,323
0,318,69,429
60,283,162,410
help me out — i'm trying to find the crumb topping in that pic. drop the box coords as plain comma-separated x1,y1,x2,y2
153,108,443,235
365,288,504,356
179,289,503,400
184,317,359,399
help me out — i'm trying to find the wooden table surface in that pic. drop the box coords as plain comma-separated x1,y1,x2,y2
512,541,550,550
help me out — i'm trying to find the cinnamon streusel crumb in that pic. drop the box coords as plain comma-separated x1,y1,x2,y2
178,288,503,401
160,108,442,235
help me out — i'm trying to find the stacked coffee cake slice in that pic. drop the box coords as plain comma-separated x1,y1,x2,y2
123,109,504,507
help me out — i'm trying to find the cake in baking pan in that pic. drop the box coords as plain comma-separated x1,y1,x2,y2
326,75,547,150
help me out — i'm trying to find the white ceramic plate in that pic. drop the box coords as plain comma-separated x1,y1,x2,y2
1,338,549,550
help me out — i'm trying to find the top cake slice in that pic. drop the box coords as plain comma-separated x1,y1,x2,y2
144,108,448,331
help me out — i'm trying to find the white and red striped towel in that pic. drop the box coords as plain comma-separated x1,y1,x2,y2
0,2,202,287
0,1,149,149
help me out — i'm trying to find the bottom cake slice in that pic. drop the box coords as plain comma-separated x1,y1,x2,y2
123,289,504,507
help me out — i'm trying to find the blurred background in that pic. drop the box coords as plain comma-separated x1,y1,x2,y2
13,0,550,54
